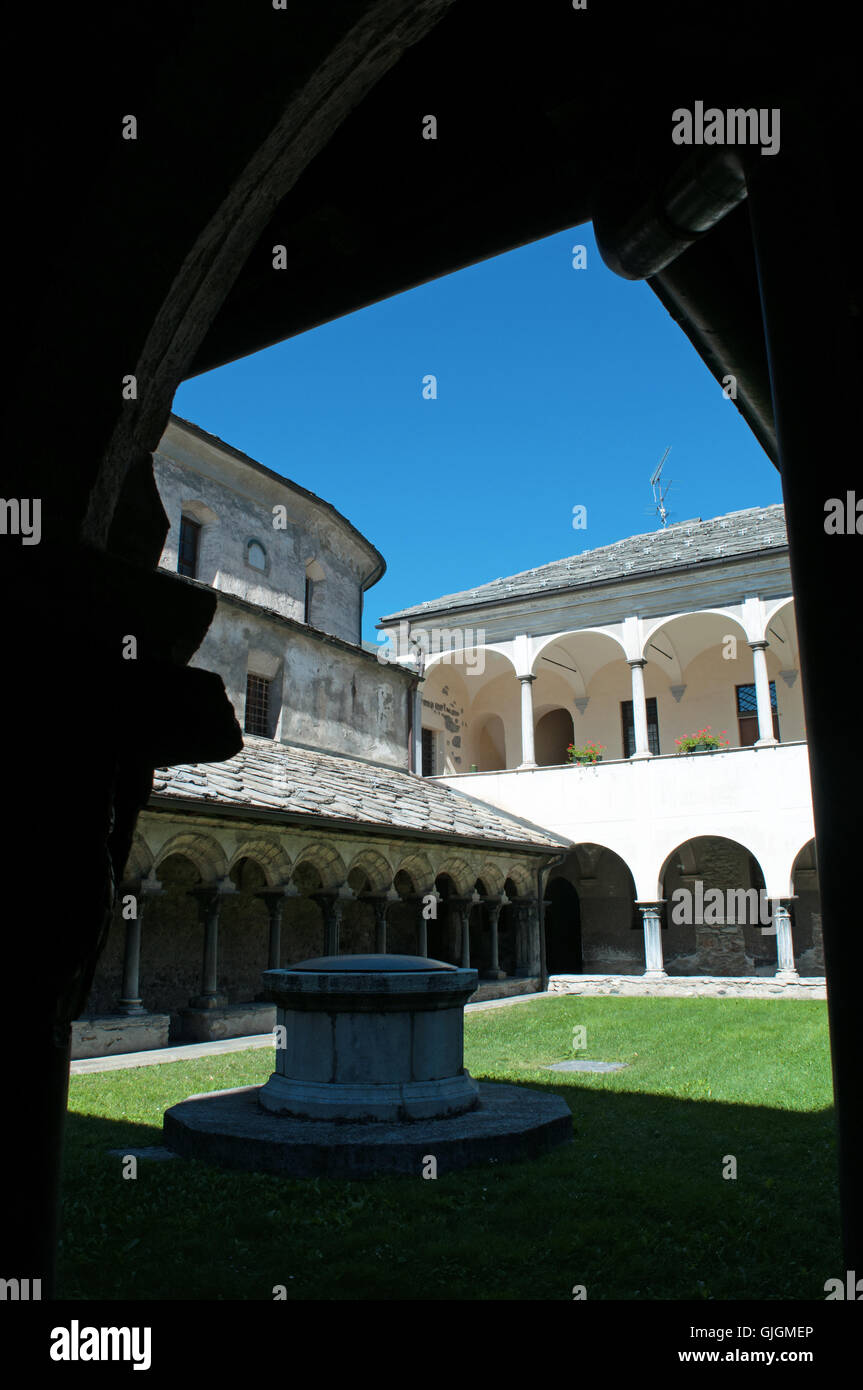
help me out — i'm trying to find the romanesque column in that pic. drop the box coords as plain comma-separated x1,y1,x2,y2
749,640,778,745
510,898,541,976
118,874,162,1015
449,899,473,968
773,900,799,981
518,675,538,769
373,897,389,953
628,658,653,758
416,888,439,958
256,888,288,971
486,899,506,979
638,901,667,978
312,888,352,956
189,883,231,1008
524,899,542,976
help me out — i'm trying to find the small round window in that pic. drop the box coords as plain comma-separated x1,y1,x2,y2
247,540,267,571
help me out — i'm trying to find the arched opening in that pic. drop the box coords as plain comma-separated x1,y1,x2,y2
661,835,771,976
219,856,270,999
140,853,203,1018
545,878,582,974
499,877,521,976
476,714,506,771
792,839,823,975
535,707,575,766
432,874,458,965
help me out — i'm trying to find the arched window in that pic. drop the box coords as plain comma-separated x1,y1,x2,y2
247,539,267,572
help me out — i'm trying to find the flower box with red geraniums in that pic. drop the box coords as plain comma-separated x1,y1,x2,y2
566,741,605,765
674,728,730,754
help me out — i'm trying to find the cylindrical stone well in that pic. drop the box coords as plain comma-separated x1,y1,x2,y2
259,953,479,1121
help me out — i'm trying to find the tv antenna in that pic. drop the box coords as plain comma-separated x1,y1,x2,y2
649,447,673,528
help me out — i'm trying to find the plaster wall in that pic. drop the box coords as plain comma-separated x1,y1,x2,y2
154,424,379,645
191,602,412,767
436,741,815,901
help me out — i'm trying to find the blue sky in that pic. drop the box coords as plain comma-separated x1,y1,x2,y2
173,223,782,644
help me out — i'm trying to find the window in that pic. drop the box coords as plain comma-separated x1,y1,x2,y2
247,539,267,572
244,673,271,737
304,575,313,624
178,516,201,578
421,727,436,776
736,682,780,745
621,697,660,757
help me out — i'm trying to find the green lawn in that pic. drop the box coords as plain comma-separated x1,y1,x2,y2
58,996,840,1300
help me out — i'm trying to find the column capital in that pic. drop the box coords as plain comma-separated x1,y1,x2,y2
255,886,290,911
748,638,770,651
627,656,647,669
517,672,537,684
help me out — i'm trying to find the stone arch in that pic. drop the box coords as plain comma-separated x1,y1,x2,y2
154,831,227,884
473,861,506,898
433,856,474,897
228,836,292,887
550,845,639,976
660,835,772,977
123,831,154,883
291,841,347,890
345,847,394,893
499,863,534,898
392,849,434,893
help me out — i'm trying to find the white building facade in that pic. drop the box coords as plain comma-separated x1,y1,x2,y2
379,506,823,988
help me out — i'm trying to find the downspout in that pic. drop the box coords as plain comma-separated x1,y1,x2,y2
537,851,568,993
407,673,419,773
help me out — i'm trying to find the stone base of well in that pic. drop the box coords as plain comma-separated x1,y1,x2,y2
164,1081,572,1177
259,1069,479,1122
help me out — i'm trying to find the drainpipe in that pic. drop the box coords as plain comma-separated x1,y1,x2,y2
407,675,419,773
537,852,568,994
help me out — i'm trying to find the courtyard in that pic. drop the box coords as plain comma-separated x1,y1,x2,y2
59,995,839,1301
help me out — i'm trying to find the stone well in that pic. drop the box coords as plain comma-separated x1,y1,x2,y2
164,954,573,1177
259,954,479,1121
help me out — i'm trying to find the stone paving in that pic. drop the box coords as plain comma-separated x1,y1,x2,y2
547,973,826,999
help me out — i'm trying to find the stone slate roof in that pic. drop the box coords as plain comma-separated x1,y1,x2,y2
381,504,787,622
151,738,566,851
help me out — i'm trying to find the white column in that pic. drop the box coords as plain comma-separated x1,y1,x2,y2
519,675,537,768
411,682,425,774
773,901,799,981
749,640,778,745
628,659,653,758
639,902,667,978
